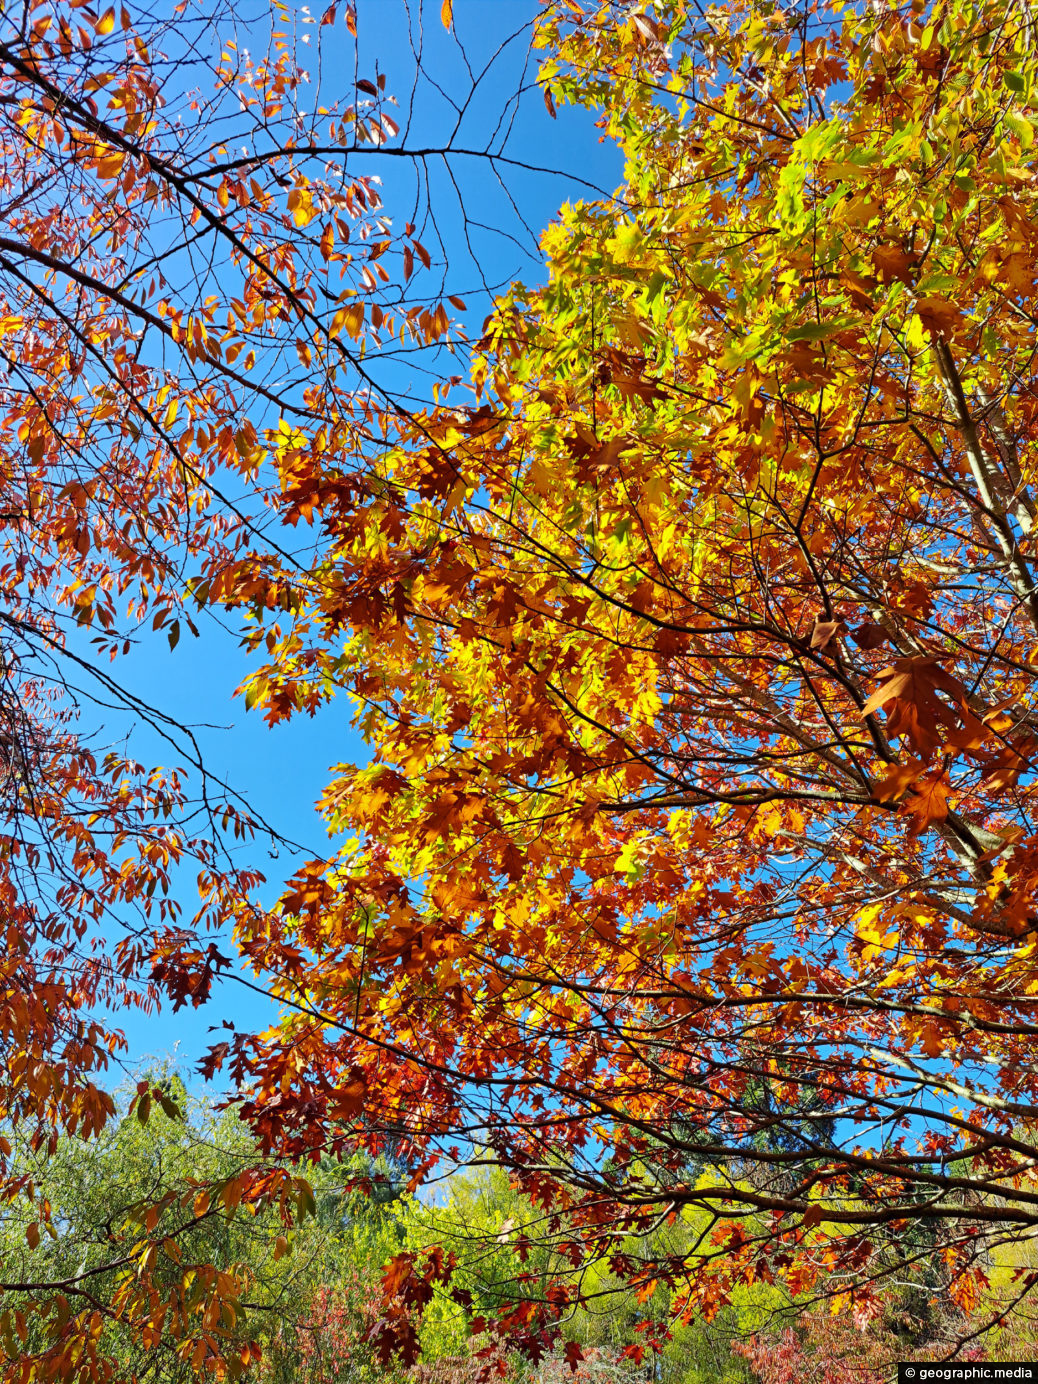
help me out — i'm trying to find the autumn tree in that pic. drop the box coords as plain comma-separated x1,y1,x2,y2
225,0,1038,1367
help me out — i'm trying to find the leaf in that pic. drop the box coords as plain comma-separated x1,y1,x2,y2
872,758,925,803
873,243,917,284
329,1066,367,1120
440,0,452,29
809,615,846,653
1006,110,1036,149
982,739,1034,792
904,773,950,834
851,621,888,650
861,658,967,755
915,295,963,338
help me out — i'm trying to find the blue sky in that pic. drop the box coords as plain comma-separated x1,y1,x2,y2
91,0,623,1087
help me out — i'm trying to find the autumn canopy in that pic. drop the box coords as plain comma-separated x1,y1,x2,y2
5,0,1038,1376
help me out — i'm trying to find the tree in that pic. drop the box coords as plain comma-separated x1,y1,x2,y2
228,0,1038,1366
0,0,518,1375
0,1070,419,1384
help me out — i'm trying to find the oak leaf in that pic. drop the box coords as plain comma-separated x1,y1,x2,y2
809,615,847,653
872,758,925,803
904,773,950,834
861,658,967,755
851,621,888,650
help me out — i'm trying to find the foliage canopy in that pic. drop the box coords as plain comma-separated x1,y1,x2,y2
234,0,1038,1360
8,0,1038,1375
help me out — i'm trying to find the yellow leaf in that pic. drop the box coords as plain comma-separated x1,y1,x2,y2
441,0,452,28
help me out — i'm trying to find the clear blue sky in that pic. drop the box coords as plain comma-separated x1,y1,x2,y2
93,0,623,1088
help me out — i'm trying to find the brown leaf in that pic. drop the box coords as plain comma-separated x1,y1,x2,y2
330,1069,367,1120
916,295,964,339
944,706,990,753
873,243,917,285
809,615,847,653
851,621,888,650
982,739,1034,792
861,657,967,756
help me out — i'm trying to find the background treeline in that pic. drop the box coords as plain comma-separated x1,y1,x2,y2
2,1074,1034,1382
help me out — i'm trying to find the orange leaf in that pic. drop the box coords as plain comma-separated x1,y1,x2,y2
982,740,1034,792
809,615,846,653
904,774,949,834
872,758,924,803
861,658,966,756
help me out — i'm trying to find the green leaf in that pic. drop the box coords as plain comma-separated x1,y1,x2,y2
1005,110,1035,148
